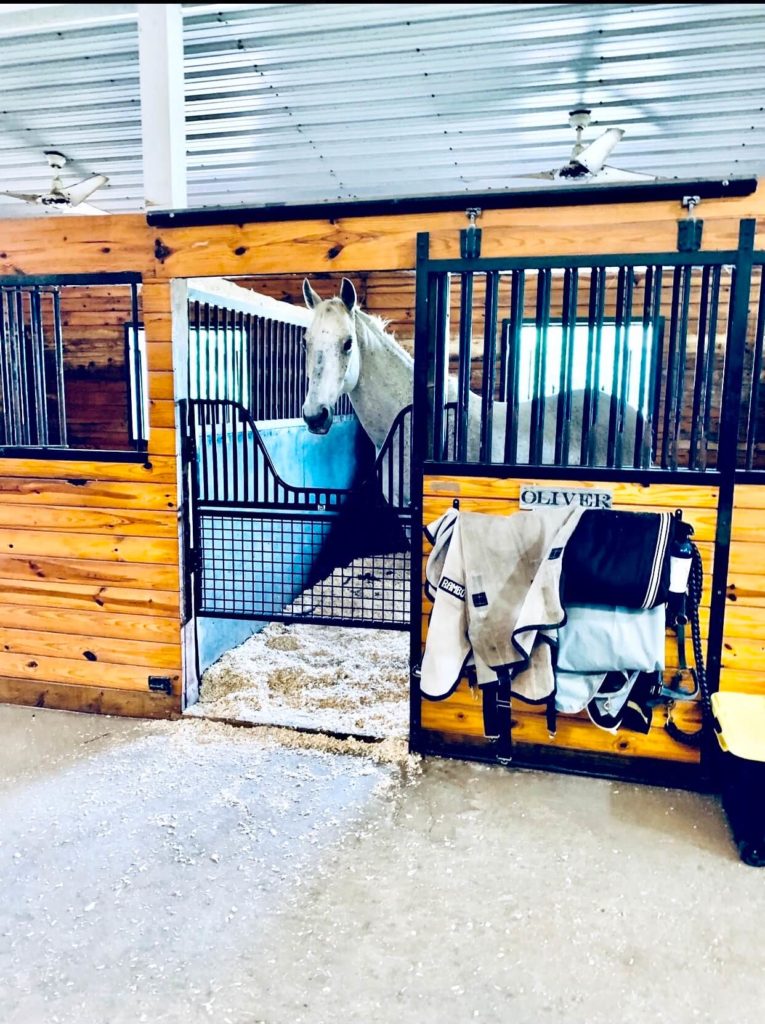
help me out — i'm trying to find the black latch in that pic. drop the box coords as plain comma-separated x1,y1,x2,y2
148,676,173,695
460,207,482,259
677,196,703,252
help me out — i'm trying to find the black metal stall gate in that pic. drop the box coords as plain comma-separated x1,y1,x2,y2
410,221,765,766
182,293,413,633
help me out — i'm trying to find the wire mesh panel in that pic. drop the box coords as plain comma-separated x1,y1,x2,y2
186,395,413,629
422,257,746,472
197,510,410,627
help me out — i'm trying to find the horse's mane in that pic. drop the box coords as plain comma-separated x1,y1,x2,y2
355,307,414,369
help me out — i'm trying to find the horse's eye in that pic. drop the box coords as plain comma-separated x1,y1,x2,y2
343,337,353,353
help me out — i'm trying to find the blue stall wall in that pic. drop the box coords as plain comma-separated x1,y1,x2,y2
197,415,373,674
257,415,369,489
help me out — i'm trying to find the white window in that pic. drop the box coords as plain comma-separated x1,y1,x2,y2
515,322,653,412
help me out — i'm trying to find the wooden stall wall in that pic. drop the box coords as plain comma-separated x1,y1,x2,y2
724,484,765,696
0,215,182,718
419,474,716,776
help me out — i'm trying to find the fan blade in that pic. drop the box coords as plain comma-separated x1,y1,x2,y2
62,174,108,206
74,201,108,216
0,190,43,204
574,127,624,174
596,165,658,183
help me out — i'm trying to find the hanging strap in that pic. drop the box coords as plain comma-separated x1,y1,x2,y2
665,544,709,746
482,670,513,762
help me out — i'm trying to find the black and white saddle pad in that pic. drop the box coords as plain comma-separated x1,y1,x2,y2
562,510,673,610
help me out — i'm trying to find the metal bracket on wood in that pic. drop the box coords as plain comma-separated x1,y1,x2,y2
677,195,703,252
460,207,482,259
148,676,173,695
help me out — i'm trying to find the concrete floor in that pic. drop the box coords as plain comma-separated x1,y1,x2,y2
0,706,763,1024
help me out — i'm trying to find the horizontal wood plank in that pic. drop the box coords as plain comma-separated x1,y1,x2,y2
425,474,720,509
0,603,179,644
0,554,180,591
0,477,177,511
0,505,178,537
0,650,180,692
0,676,180,718
0,626,180,670
0,456,177,483
0,529,178,565
0,578,179,617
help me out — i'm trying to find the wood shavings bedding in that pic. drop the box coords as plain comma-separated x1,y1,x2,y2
191,622,410,741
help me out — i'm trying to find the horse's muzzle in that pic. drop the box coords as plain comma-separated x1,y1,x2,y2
303,404,333,434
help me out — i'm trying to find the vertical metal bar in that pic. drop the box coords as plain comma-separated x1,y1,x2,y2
231,309,240,504
29,289,48,445
242,318,251,503
555,268,577,467
430,273,450,462
209,304,220,500
255,315,263,420
530,268,551,465
129,282,145,448
0,290,8,444
480,271,499,463
587,267,606,466
0,290,15,445
503,270,524,464
498,319,508,403
580,268,600,465
410,232,431,751
648,268,665,464
204,301,212,402
661,267,683,468
290,322,298,417
633,268,653,467
706,220,756,718
456,272,473,461
699,266,721,472
606,266,627,467
614,267,634,469
52,289,67,447
745,269,765,469
10,288,29,444
689,266,711,470
670,265,692,470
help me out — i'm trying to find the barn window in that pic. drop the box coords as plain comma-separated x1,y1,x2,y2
0,277,148,459
514,321,653,414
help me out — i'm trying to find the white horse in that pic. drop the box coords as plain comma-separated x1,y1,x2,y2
301,278,639,486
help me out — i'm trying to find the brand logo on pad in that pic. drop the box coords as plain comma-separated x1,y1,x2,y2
439,576,465,601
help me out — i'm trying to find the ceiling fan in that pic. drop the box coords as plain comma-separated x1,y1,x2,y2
521,108,657,183
0,150,109,214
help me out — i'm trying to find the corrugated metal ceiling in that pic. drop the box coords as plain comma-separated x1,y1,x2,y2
0,3,763,216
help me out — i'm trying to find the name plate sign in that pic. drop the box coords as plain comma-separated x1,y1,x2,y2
519,484,613,510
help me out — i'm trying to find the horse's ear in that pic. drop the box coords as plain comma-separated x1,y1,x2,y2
339,278,357,313
303,279,322,309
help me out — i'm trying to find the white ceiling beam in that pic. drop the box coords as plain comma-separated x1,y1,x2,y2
137,3,187,209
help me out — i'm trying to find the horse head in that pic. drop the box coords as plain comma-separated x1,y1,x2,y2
301,277,361,434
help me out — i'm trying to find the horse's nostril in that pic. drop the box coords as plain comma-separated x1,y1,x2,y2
318,406,329,423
